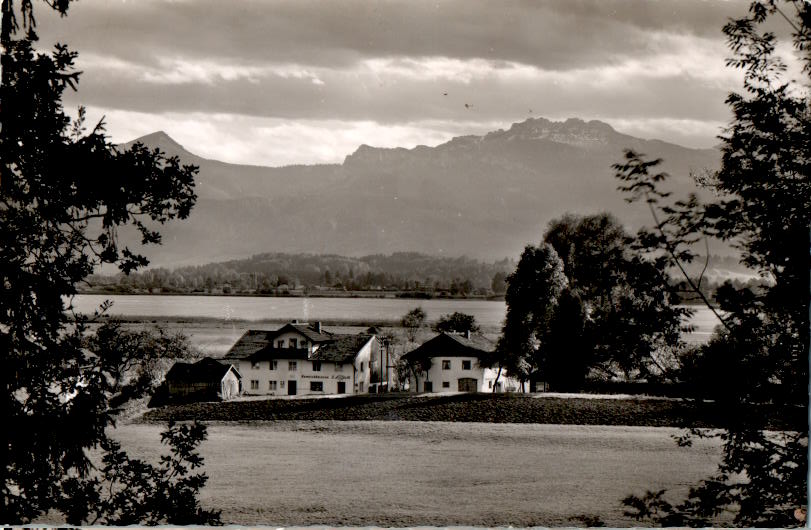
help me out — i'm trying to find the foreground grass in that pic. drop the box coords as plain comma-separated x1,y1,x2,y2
106,421,722,527
141,392,800,430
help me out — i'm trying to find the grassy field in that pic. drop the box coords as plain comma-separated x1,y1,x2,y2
107,421,722,527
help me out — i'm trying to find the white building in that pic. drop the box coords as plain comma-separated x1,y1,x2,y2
222,321,379,396
402,332,520,393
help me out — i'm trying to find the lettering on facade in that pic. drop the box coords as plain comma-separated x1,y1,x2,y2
300,374,330,380
332,374,351,381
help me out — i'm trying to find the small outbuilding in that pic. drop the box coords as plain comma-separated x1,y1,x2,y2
165,357,242,402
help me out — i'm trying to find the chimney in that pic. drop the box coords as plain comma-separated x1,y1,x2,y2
314,321,322,333
465,330,471,339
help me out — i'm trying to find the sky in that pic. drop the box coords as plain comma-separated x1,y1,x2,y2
30,0,776,166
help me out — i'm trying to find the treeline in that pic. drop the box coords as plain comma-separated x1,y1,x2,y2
83,252,516,297
82,249,762,300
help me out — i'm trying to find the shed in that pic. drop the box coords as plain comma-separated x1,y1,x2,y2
165,357,242,402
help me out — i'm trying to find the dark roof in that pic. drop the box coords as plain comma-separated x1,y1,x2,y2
402,332,494,361
311,335,375,362
250,347,310,362
223,322,370,362
223,330,274,360
166,357,240,383
277,323,334,343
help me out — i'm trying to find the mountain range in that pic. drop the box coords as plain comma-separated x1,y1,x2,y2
123,117,720,267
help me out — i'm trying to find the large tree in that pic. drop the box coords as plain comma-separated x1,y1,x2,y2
494,243,568,389
616,1,809,525
432,312,481,335
2,0,219,524
547,214,686,382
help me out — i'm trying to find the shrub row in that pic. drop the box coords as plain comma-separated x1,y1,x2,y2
140,393,803,430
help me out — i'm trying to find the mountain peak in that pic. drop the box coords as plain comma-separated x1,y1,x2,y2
127,130,192,156
487,117,619,148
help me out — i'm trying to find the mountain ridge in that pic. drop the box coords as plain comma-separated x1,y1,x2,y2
120,117,720,267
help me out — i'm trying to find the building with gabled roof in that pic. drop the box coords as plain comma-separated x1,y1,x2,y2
402,332,520,393
223,321,380,396
165,357,242,401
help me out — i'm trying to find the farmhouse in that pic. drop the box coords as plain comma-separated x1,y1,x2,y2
402,332,520,393
223,321,380,396
165,357,242,401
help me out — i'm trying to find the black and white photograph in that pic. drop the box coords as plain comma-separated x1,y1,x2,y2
1,0,808,527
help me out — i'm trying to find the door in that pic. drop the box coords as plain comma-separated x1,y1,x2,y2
423,381,433,393
287,380,297,395
458,378,478,392
337,381,346,394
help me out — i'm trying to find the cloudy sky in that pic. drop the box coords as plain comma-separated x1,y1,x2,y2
32,0,769,166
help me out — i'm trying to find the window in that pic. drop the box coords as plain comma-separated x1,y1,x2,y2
310,381,323,392
268,381,277,390
251,361,260,370
360,362,364,371
442,360,451,370
280,380,285,388
250,380,259,390
488,380,493,389
359,382,364,392
312,361,321,372
336,363,344,372
301,341,308,350
423,381,433,392
289,338,298,349
442,381,450,389
462,360,472,370
269,360,278,370
276,340,284,348
288,361,297,371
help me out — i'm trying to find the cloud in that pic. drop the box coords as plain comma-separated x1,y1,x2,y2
83,106,512,166
32,0,765,164
36,0,747,72
81,105,722,168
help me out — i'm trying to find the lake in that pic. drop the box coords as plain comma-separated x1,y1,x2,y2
71,294,509,326
72,294,721,342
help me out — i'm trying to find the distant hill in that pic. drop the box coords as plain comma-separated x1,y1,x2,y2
120,118,721,267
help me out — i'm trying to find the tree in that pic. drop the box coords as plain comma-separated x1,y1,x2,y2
400,306,426,344
616,1,809,525
491,271,507,294
544,214,687,380
537,288,591,391
1,0,218,524
544,213,628,305
494,244,568,390
432,312,481,335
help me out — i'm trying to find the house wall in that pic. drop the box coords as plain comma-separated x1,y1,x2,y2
408,357,520,393
368,337,394,390
168,381,219,400
220,370,241,400
237,358,355,396
272,330,321,354
352,338,374,393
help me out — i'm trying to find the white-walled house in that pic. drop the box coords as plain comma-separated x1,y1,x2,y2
222,321,379,396
402,332,520,393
